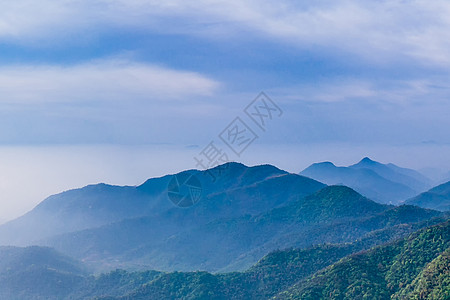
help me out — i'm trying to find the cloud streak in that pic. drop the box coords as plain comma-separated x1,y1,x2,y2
1,1,450,66
0,59,220,103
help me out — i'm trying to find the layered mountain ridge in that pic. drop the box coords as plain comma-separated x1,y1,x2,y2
301,157,433,204
0,160,448,299
405,181,450,211
0,219,447,300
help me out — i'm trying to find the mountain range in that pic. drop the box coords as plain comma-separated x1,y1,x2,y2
0,163,292,245
0,162,445,272
300,157,433,204
405,181,450,211
0,219,448,299
1,163,327,271
0,160,448,299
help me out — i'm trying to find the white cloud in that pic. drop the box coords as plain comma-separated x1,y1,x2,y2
1,1,450,66
273,76,450,107
0,59,220,103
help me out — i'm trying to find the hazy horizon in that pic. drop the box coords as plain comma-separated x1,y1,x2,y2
1,142,449,224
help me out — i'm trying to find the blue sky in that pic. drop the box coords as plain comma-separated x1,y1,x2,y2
1,0,449,146
0,0,450,221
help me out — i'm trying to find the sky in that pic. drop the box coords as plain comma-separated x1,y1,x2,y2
1,0,450,222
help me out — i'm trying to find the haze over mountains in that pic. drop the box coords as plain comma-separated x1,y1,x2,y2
301,157,433,204
0,160,448,271
0,163,326,270
0,159,448,299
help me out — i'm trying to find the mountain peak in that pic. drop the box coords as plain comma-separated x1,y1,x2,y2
359,157,377,164
306,161,336,169
274,185,388,222
210,161,247,171
319,161,336,166
351,157,384,168
315,185,375,204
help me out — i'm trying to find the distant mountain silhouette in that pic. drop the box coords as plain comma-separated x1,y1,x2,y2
351,157,431,190
0,162,447,299
0,162,444,273
0,163,293,246
301,157,432,204
405,181,450,211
